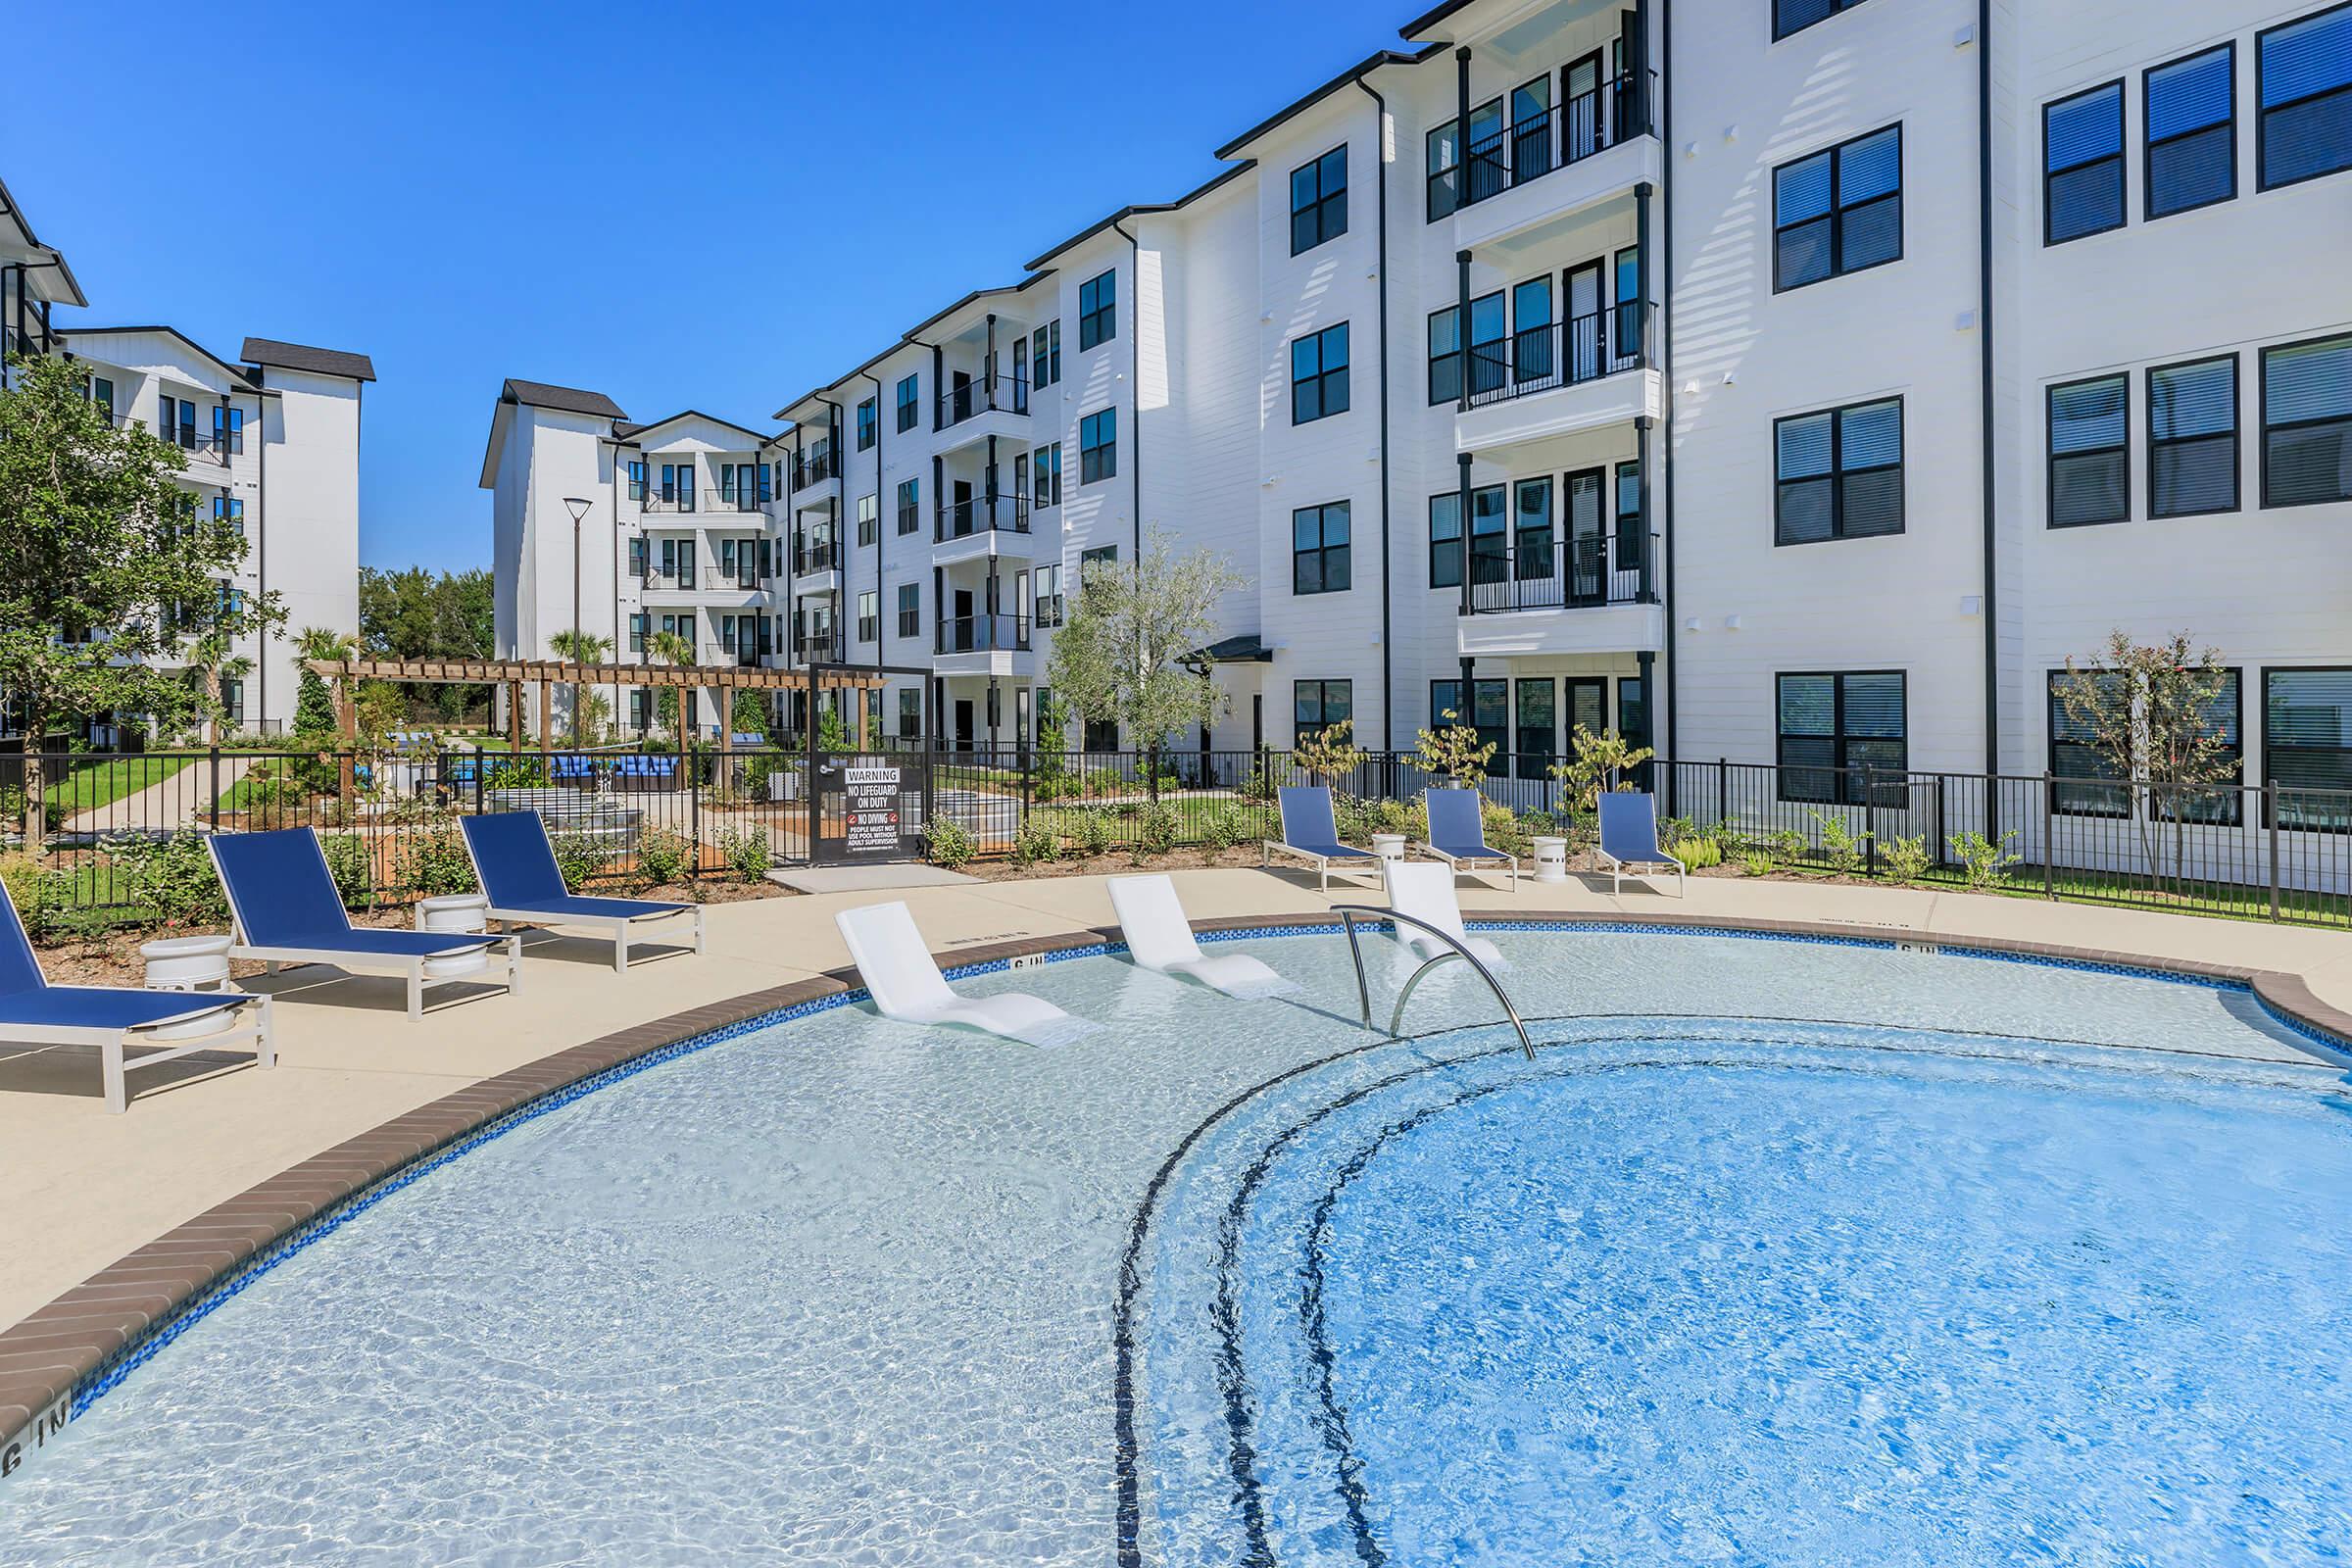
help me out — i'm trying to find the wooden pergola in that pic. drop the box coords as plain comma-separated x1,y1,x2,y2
307,658,887,754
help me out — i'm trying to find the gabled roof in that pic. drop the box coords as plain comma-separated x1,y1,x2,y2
1210,44,1443,161
612,409,781,447
0,174,89,308
500,378,627,420
1020,160,1257,273
241,336,375,382
58,325,256,386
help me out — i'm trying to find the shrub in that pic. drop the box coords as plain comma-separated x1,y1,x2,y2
319,833,374,907
1668,835,1723,869
1199,803,1250,854
1074,809,1115,858
487,758,551,790
1947,829,2020,891
633,828,694,887
926,816,978,870
106,831,230,927
1012,813,1061,865
0,852,47,924
1480,804,1537,858
1740,827,1805,867
393,823,477,899
1137,802,1180,858
1881,832,1931,885
1806,808,1871,874
1741,851,1777,877
716,825,774,883
549,831,612,891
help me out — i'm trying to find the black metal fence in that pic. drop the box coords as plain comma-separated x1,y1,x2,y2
6,745,2350,933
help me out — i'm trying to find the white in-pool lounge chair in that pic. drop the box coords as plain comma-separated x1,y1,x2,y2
834,901,1099,1046
1107,874,1297,999
1380,859,1508,971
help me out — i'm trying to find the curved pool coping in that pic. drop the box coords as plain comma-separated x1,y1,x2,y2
3,907,2348,1485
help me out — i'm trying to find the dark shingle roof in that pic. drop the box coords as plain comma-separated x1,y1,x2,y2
501,378,626,419
240,336,376,382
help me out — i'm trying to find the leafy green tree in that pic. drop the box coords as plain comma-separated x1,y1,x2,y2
291,626,355,738
2053,629,2237,894
1415,708,1495,788
359,565,497,719
1,353,282,847
1044,529,1241,800
646,628,695,738
729,687,770,743
549,629,611,745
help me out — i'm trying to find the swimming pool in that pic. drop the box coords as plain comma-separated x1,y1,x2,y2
5,926,2348,1564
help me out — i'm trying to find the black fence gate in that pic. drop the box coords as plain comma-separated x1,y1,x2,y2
810,751,932,863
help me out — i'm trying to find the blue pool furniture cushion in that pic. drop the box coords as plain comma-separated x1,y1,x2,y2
207,828,517,1020
460,811,704,973
1267,786,1382,891
1596,792,1686,898
1422,788,1519,887
0,880,272,1112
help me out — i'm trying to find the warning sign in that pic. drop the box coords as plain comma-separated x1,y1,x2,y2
844,765,905,856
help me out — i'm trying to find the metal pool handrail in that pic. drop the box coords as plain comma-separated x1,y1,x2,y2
1329,904,1536,1060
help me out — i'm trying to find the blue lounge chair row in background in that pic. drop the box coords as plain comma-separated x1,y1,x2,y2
1266,784,1682,896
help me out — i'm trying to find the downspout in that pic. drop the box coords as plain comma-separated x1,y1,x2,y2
1112,220,1143,561
1353,74,1396,753
1977,0,2000,796
255,380,270,726
1659,0,1680,771
864,371,885,673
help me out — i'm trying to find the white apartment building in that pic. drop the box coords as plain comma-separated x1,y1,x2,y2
492,0,2352,812
3,176,369,739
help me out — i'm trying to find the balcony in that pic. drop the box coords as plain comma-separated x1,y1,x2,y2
935,372,1031,454
932,494,1035,564
794,631,843,664
635,565,767,603
1444,73,1656,246
1456,535,1663,659
1455,308,1658,452
637,485,770,517
933,613,1033,677
789,447,839,499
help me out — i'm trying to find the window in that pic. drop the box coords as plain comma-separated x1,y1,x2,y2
1078,270,1116,350
757,463,773,503
220,676,244,723
1772,124,1902,290
2148,355,2239,516
2045,81,2127,244
2259,3,2352,189
1467,291,1505,401
1614,461,1644,571
1513,478,1553,580
856,397,877,451
1294,679,1352,741
1511,277,1552,387
628,537,648,579
719,463,744,506
1515,678,1556,779
2262,332,2352,506
2145,44,2236,219
88,375,114,420
1032,443,1063,507
2267,668,2352,825
1034,564,1064,628
212,495,244,536
213,405,245,455
1427,308,1461,406
896,478,918,535
626,463,647,506
1290,323,1350,423
1617,673,1650,753
898,687,921,741
1777,671,1907,805
1469,483,1508,584
1032,320,1061,389
1079,409,1116,484
895,375,919,432
856,493,878,546
897,583,919,639
1775,397,1903,543
1775,0,1872,43
2047,373,2130,526
1291,145,1348,254
1428,493,1463,589
1429,677,1507,757
157,394,195,448
1426,122,1460,221
628,612,647,654
857,590,878,643
1292,502,1351,595
2049,669,2132,816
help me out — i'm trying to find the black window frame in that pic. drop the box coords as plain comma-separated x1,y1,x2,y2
856,492,878,547
1773,395,1905,545
856,589,878,644
2143,41,2237,220
1427,306,1461,406
1771,122,1904,293
2043,79,2128,246
1775,669,1908,806
1078,270,1116,351
897,582,920,639
1425,122,1459,221
2257,1,2352,191
1290,144,1348,255
1428,492,1463,590
1294,679,1353,742
2264,665,2352,829
1613,459,1644,570
855,397,877,451
1773,0,1873,44
2048,668,2133,817
1032,319,1061,389
1290,322,1350,424
896,477,919,535
1078,409,1116,485
2147,352,2241,518
2046,372,2132,528
2260,330,2352,508
1032,442,1063,507
894,375,919,433
1292,501,1352,596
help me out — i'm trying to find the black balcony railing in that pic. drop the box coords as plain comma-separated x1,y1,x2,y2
790,448,838,491
1464,306,1643,409
934,613,1032,656
709,485,768,513
635,565,763,593
1457,70,1650,209
794,631,842,663
1464,532,1656,613
795,538,840,575
935,494,1031,542
936,372,1030,428
640,487,698,514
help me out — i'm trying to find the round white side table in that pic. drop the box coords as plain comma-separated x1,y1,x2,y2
139,934,237,1039
1532,836,1570,884
416,894,493,979
1372,833,1408,862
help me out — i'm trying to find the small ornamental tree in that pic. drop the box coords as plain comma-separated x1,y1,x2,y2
548,629,612,745
1292,716,1367,786
2053,629,2238,895
645,628,695,739
291,626,354,739
729,687,770,744
1549,725,1655,812
1415,708,1495,788
1,353,283,848
1045,529,1242,802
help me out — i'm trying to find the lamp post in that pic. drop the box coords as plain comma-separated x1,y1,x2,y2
564,496,592,744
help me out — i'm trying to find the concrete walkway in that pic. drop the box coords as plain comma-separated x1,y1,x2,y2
58,756,252,838
2,865,2349,1333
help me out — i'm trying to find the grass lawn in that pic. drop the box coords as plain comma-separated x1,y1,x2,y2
42,756,194,815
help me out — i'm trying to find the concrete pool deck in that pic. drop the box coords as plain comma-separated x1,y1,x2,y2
4,864,2351,1455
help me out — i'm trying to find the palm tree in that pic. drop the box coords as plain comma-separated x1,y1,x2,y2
645,628,696,740
548,629,612,745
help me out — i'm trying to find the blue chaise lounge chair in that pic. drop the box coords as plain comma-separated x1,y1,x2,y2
0,881,272,1113
1421,786,1518,887
1596,792,1686,897
461,810,705,973
207,828,520,1021
1264,785,1382,891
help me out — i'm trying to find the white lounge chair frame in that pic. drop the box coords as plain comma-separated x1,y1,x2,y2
1107,874,1293,997
9,994,274,1115
1380,859,1508,970
835,901,1093,1044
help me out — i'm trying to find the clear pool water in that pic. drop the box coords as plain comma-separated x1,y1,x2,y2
4,929,2348,1566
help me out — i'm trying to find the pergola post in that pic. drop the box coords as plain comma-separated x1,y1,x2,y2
537,679,552,753
507,679,523,753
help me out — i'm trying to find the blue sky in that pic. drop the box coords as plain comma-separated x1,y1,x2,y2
7,0,1400,572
